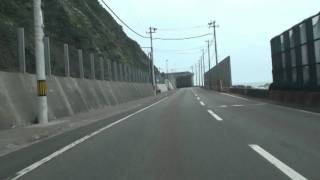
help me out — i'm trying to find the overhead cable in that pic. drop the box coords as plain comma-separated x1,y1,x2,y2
100,0,212,41
157,25,207,31
100,0,149,38
154,33,212,41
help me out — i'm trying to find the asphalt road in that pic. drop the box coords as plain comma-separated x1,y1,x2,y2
1,88,320,180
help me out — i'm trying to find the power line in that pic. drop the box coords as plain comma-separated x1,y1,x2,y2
154,39,214,55
100,0,213,42
157,25,207,31
155,46,206,52
156,51,205,55
100,0,149,38
154,33,212,41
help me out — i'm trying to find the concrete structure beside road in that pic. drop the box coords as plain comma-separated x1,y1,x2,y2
165,72,194,88
0,71,154,130
270,12,320,91
204,56,232,91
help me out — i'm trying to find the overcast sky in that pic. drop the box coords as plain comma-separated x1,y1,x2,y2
100,0,320,84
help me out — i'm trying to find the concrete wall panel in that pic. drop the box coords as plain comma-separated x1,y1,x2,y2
0,71,153,129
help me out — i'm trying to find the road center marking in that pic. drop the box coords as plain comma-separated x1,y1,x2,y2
249,144,308,180
207,109,223,121
11,97,168,180
200,101,205,106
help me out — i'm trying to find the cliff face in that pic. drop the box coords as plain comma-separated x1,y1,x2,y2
0,0,149,76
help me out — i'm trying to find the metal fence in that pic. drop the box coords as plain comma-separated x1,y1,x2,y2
0,27,151,83
271,12,320,90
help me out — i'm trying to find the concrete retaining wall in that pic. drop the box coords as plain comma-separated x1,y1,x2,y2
204,56,232,90
0,71,153,129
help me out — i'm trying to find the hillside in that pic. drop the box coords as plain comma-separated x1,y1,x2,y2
0,0,150,77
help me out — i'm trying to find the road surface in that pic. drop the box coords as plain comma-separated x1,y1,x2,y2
1,88,320,180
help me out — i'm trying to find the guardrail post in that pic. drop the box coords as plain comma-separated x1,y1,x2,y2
106,59,111,81
100,57,104,80
113,61,118,81
146,72,148,83
144,72,147,83
90,53,95,79
133,67,137,82
78,49,84,79
18,28,26,73
119,63,123,81
123,64,127,81
44,37,51,76
131,66,134,82
137,68,140,82
128,65,132,82
64,44,70,77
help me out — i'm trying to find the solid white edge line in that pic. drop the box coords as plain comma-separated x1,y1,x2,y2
200,101,205,106
11,97,168,180
232,104,244,107
207,109,223,121
221,93,319,116
220,92,250,101
271,103,320,116
249,144,308,180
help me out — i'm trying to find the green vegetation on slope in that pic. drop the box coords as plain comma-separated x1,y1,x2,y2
0,0,150,77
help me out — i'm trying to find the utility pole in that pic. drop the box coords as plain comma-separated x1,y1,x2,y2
166,59,169,79
191,66,194,86
147,27,157,95
202,49,205,86
206,40,211,69
34,0,48,124
209,20,219,65
148,52,151,83
195,65,198,86
199,59,202,87
199,63,201,86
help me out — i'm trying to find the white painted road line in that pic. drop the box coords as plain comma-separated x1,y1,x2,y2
207,109,223,121
11,97,168,180
249,144,308,180
270,103,320,116
220,93,250,101
232,104,245,107
197,97,200,100
190,89,198,97
200,101,205,106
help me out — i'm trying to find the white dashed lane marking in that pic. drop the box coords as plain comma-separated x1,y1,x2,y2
207,109,223,121
249,144,308,180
